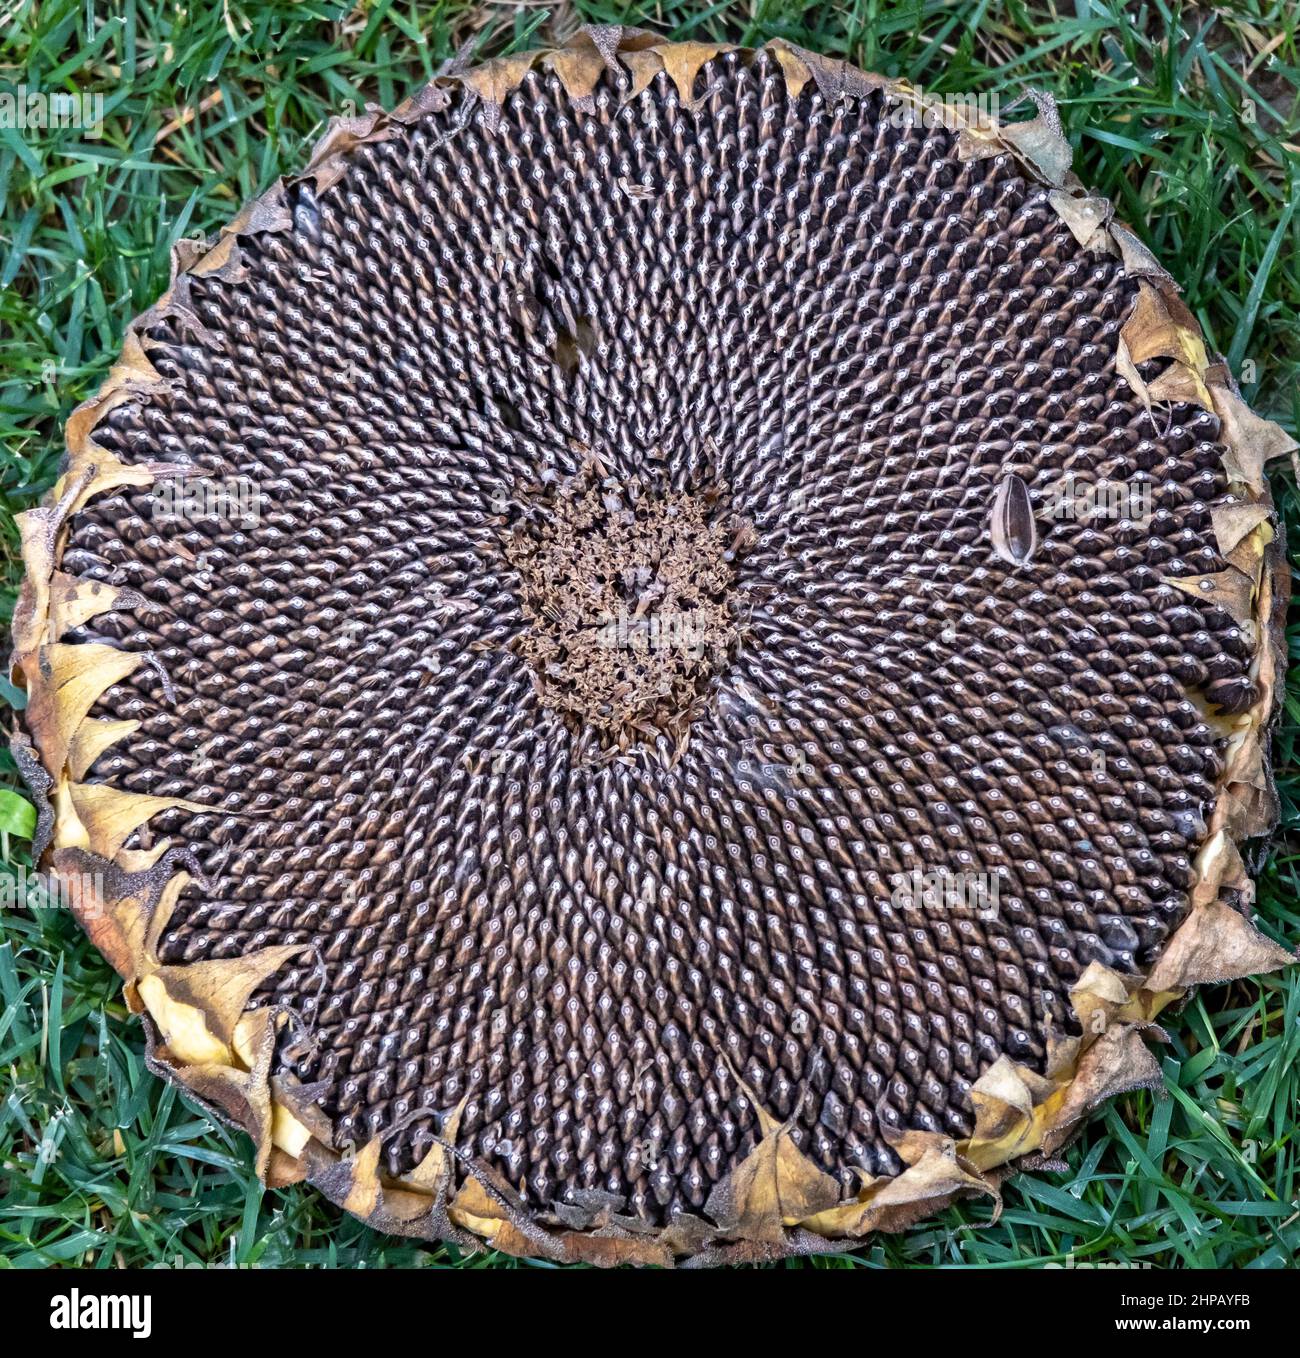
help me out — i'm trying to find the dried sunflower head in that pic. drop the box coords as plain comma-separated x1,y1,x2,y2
13,28,1295,1265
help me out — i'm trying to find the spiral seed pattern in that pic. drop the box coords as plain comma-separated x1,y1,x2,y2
63,50,1246,1222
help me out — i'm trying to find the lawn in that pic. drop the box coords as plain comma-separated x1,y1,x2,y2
1,0,1297,1269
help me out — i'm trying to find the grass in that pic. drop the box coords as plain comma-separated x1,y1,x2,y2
1,0,1298,1269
